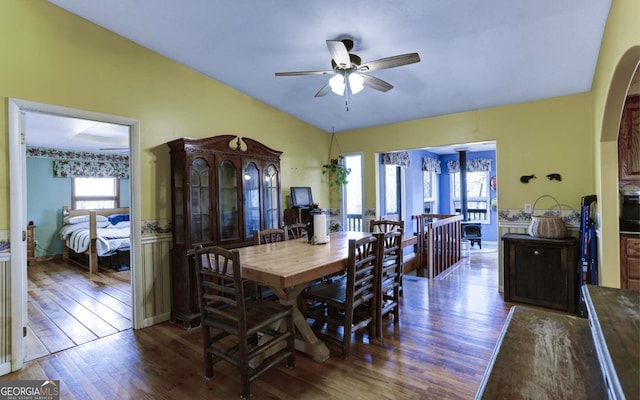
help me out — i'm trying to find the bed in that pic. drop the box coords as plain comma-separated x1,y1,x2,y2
59,206,131,274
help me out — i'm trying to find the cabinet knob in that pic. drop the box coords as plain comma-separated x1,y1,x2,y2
533,250,539,256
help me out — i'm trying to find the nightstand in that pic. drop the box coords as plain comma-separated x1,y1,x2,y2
27,225,36,265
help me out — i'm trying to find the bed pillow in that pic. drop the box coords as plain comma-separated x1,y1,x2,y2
109,221,130,229
108,214,130,225
65,214,109,225
59,220,111,237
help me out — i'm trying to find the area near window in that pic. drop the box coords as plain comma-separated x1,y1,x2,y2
72,177,120,209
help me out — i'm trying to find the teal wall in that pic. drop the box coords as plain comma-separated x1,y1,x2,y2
26,157,130,256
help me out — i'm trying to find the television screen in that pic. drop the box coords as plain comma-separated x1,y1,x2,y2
291,187,313,208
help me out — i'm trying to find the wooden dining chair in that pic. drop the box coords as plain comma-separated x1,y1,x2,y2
375,230,403,337
193,245,295,399
253,228,289,299
254,228,288,244
285,223,307,240
370,219,405,295
301,234,380,359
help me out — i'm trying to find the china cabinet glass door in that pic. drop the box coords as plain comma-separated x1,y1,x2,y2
190,158,211,244
243,162,260,238
218,160,240,240
264,164,280,228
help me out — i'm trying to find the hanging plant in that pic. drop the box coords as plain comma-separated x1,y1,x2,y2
322,155,351,191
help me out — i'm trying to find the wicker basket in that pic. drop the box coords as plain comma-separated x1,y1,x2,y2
528,195,567,239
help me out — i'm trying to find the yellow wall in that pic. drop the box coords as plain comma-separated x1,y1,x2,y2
590,0,640,288
0,0,330,229
338,93,594,213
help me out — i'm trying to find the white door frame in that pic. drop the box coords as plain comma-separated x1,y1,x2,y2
8,98,142,371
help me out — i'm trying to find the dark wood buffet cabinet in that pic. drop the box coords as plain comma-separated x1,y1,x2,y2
167,135,283,327
502,233,579,314
620,234,640,290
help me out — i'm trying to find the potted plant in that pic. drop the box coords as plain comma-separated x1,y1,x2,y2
322,155,351,191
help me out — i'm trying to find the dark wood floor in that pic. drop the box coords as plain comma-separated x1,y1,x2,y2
7,246,512,399
25,259,132,362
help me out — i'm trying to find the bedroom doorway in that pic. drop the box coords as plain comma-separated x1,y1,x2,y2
8,98,141,371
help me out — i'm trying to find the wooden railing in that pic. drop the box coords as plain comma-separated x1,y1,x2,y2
346,214,363,231
412,214,463,278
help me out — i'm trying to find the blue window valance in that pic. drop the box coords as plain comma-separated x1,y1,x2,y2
421,157,441,173
447,158,492,173
380,152,410,168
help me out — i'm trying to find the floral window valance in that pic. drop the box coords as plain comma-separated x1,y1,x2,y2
380,152,410,168
447,158,492,173
53,160,129,179
28,147,130,179
422,157,441,173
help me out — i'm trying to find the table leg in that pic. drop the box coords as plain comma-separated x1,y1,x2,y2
259,284,330,363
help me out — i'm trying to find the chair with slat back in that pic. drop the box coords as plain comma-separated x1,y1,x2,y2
253,228,289,299
285,223,307,240
301,234,380,359
375,230,402,337
193,245,295,399
369,219,405,296
254,228,288,244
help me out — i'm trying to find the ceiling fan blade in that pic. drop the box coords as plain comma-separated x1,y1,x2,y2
275,70,333,76
326,40,351,68
361,74,394,92
359,53,421,72
314,83,332,97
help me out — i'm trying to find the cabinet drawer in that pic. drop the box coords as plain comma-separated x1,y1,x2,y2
626,237,640,256
628,257,640,279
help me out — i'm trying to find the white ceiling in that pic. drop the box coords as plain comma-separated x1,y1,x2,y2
30,0,611,153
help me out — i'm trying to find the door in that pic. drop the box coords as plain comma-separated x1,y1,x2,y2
8,98,141,372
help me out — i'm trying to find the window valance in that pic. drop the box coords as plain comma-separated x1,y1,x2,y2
28,147,130,179
53,160,129,179
380,152,410,168
421,157,441,173
447,158,492,173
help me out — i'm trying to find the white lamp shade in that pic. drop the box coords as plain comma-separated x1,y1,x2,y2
329,74,345,95
349,73,364,94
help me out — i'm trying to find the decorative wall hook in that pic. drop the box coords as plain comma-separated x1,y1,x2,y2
520,174,536,184
546,173,562,181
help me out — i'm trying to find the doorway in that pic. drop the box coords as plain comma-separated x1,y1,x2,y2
8,98,141,371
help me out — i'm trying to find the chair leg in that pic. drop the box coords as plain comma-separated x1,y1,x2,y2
286,313,296,368
343,316,353,359
202,329,214,379
240,366,251,399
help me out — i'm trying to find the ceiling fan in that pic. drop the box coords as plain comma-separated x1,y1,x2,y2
275,38,420,98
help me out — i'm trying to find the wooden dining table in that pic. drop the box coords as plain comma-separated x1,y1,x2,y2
237,230,417,362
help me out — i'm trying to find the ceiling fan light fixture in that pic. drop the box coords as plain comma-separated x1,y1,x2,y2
329,73,345,95
349,73,364,94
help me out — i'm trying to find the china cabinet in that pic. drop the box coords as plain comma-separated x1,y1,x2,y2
167,135,283,327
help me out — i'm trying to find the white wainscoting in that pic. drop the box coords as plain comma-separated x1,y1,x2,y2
0,252,11,375
140,234,172,328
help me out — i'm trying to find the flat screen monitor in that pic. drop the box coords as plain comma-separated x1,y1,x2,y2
290,187,313,208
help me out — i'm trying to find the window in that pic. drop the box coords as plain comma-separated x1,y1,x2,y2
423,171,438,214
344,154,363,232
384,165,401,220
451,171,490,223
72,177,119,209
